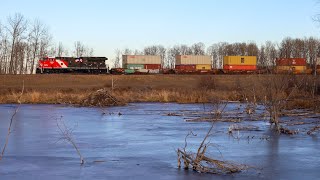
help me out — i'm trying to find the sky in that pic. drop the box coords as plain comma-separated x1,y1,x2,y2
1,0,320,60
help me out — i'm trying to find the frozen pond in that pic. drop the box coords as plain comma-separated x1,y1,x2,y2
0,103,319,179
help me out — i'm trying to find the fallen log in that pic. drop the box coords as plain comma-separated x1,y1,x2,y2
280,127,298,135
307,126,320,135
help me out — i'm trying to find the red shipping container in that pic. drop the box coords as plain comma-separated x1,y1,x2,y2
276,58,306,66
223,65,257,71
144,64,161,69
175,65,196,70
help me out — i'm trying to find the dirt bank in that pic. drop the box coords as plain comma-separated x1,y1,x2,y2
0,74,319,110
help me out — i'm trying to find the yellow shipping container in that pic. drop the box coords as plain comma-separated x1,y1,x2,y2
196,64,211,70
223,56,257,66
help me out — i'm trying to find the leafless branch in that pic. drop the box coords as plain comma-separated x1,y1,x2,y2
0,80,24,160
56,116,84,165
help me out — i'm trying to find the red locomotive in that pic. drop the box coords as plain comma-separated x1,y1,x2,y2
36,56,108,73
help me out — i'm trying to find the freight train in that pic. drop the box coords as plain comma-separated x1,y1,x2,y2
36,55,319,75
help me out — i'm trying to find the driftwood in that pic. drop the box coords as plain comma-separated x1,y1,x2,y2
228,124,260,132
283,121,317,126
280,127,299,135
307,126,320,135
167,113,182,116
186,117,241,123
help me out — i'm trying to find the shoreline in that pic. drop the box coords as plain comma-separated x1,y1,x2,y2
0,74,319,110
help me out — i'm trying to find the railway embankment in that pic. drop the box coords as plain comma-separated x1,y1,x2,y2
0,74,319,111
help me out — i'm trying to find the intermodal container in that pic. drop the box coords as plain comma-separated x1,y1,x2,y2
137,69,149,73
175,55,211,65
136,69,160,74
276,58,306,66
223,65,257,71
122,55,161,64
124,64,144,69
175,65,196,70
223,56,257,66
276,66,306,71
317,58,320,65
144,64,161,69
124,69,135,74
149,69,160,74
196,64,211,70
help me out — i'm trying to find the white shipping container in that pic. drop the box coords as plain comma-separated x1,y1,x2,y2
136,69,160,74
175,55,212,65
123,55,161,64
148,69,160,74
137,69,149,73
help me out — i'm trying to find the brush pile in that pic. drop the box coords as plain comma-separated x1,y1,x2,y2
81,88,124,107
177,147,249,174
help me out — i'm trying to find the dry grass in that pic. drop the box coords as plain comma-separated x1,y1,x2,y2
0,74,318,108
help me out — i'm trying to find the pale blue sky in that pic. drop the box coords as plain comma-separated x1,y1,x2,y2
1,0,320,58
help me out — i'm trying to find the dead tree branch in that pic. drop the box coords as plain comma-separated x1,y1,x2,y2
177,100,252,174
56,116,84,164
0,81,24,161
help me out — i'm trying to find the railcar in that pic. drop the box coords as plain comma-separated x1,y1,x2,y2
36,56,108,74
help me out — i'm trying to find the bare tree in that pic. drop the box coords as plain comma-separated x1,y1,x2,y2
191,42,205,55
74,41,85,57
16,41,26,74
258,45,267,67
167,45,181,68
29,19,48,74
279,37,294,58
0,22,3,72
57,42,65,57
0,34,10,73
206,44,216,68
207,42,230,69
180,44,193,55
292,38,306,58
246,42,259,56
306,37,319,75
113,49,121,68
264,41,278,67
123,48,132,55
85,47,94,57
143,45,166,67
6,13,27,74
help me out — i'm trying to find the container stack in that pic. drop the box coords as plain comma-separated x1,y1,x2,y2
122,55,161,74
223,56,257,71
275,58,306,74
175,55,212,71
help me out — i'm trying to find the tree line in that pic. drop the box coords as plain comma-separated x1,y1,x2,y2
0,13,94,74
1,13,319,74
113,37,320,70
